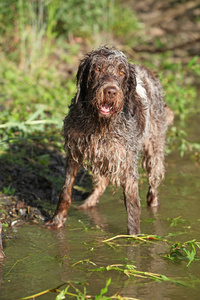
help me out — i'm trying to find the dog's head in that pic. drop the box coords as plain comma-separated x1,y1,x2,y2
74,46,136,117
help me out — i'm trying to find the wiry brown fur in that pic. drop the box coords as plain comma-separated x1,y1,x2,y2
46,46,174,235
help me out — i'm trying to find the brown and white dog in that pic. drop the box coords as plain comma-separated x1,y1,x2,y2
46,46,174,235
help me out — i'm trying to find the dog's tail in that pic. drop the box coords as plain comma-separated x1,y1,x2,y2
165,105,174,126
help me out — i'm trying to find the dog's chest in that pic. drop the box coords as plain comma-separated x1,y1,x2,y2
85,132,126,161
65,111,143,182
68,127,137,183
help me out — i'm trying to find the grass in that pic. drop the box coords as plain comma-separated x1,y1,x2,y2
163,239,200,267
18,278,138,299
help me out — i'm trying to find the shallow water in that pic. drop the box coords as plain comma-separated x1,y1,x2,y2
1,123,200,300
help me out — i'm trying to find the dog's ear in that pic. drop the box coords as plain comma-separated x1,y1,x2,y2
74,56,90,104
126,63,137,116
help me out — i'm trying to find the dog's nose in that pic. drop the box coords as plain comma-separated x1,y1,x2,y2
104,86,118,98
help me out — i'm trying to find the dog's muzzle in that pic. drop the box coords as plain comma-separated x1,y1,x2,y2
97,85,119,116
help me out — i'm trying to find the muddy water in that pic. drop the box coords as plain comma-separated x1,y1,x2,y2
1,122,200,300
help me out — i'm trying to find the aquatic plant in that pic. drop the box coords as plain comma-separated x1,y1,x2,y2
163,239,200,267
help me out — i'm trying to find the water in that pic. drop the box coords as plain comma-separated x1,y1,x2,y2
1,123,200,299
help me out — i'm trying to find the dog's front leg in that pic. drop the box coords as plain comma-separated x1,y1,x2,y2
123,179,141,235
46,155,79,229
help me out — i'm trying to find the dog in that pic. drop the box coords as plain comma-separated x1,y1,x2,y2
46,46,173,235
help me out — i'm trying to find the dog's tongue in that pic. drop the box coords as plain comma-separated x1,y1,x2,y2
100,104,111,114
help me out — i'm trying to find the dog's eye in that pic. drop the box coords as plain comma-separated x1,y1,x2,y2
95,67,101,72
119,70,126,76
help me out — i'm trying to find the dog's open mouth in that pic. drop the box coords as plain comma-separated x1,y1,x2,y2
98,104,113,116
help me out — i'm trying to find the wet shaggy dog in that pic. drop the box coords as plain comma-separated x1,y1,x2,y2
46,46,174,235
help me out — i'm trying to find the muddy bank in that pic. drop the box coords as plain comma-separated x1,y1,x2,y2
0,141,92,235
